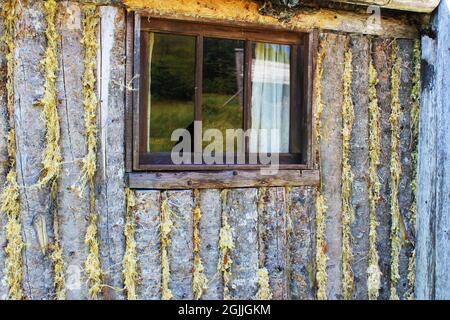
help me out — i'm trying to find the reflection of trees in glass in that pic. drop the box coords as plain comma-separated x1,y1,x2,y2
203,38,243,95
151,33,196,101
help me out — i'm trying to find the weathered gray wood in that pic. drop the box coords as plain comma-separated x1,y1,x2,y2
56,1,90,300
14,0,55,300
199,189,222,300
0,12,9,300
128,170,320,190
349,35,370,300
416,0,450,300
397,39,415,300
415,34,437,301
95,6,127,300
259,187,289,300
165,190,194,300
134,190,161,300
288,187,316,300
320,33,345,300
372,38,393,300
433,0,450,299
226,188,259,300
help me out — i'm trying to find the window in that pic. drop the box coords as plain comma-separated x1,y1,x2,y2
131,18,313,171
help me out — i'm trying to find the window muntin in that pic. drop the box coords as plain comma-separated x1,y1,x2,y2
137,19,308,170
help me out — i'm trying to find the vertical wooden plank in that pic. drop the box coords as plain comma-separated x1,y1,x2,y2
14,0,55,300
433,0,450,300
199,189,222,300
226,188,259,300
96,6,127,300
56,1,90,300
124,11,134,173
396,39,415,300
259,187,289,300
0,12,9,300
349,35,370,300
134,190,161,300
415,34,436,300
165,190,194,300
289,187,316,300
320,33,345,300
372,38,393,300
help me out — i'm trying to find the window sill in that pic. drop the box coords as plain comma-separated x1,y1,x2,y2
127,169,319,190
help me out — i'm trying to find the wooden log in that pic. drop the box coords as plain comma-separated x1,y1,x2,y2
428,0,450,300
95,6,127,299
414,1,450,299
0,12,8,300
128,170,320,190
165,190,194,300
259,187,289,300
124,0,419,38
56,1,90,300
14,0,55,300
349,35,370,300
134,190,161,300
289,187,316,300
199,189,223,300
372,38,393,300
226,188,259,300
331,0,440,13
319,33,345,300
396,39,415,300
415,34,436,300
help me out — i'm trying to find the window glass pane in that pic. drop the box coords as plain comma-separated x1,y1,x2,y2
203,38,244,150
148,33,195,152
250,42,290,153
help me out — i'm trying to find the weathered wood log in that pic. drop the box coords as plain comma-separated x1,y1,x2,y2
259,187,289,300
416,0,450,300
124,0,419,38
199,189,223,300
288,187,316,300
134,190,161,300
128,170,320,190
14,0,55,300
319,32,345,300
372,38,393,300
165,190,194,300
56,1,90,300
95,6,127,299
0,12,8,300
432,0,450,300
225,188,259,300
349,35,370,300
331,0,440,13
396,39,415,300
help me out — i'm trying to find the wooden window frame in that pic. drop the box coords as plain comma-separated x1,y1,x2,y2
125,12,319,188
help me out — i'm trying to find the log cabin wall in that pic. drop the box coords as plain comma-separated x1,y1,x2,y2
0,0,426,300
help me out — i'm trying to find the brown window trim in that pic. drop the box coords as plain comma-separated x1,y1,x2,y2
125,13,319,188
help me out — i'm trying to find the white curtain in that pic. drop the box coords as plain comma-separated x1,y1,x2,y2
250,43,290,153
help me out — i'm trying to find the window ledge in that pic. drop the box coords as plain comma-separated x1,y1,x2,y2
127,169,319,190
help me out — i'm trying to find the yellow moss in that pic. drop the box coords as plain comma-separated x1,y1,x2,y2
38,0,62,188
81,5,103,299
218,189,234,300
0,0,24,300
389,40,402,301
123,188,138,300
192,189,208,300
367,48,382,300
256,268,272,300
51,181,66,300
407,39,421,300
161,195,174,300
341,44,355,300
314,37,328,301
